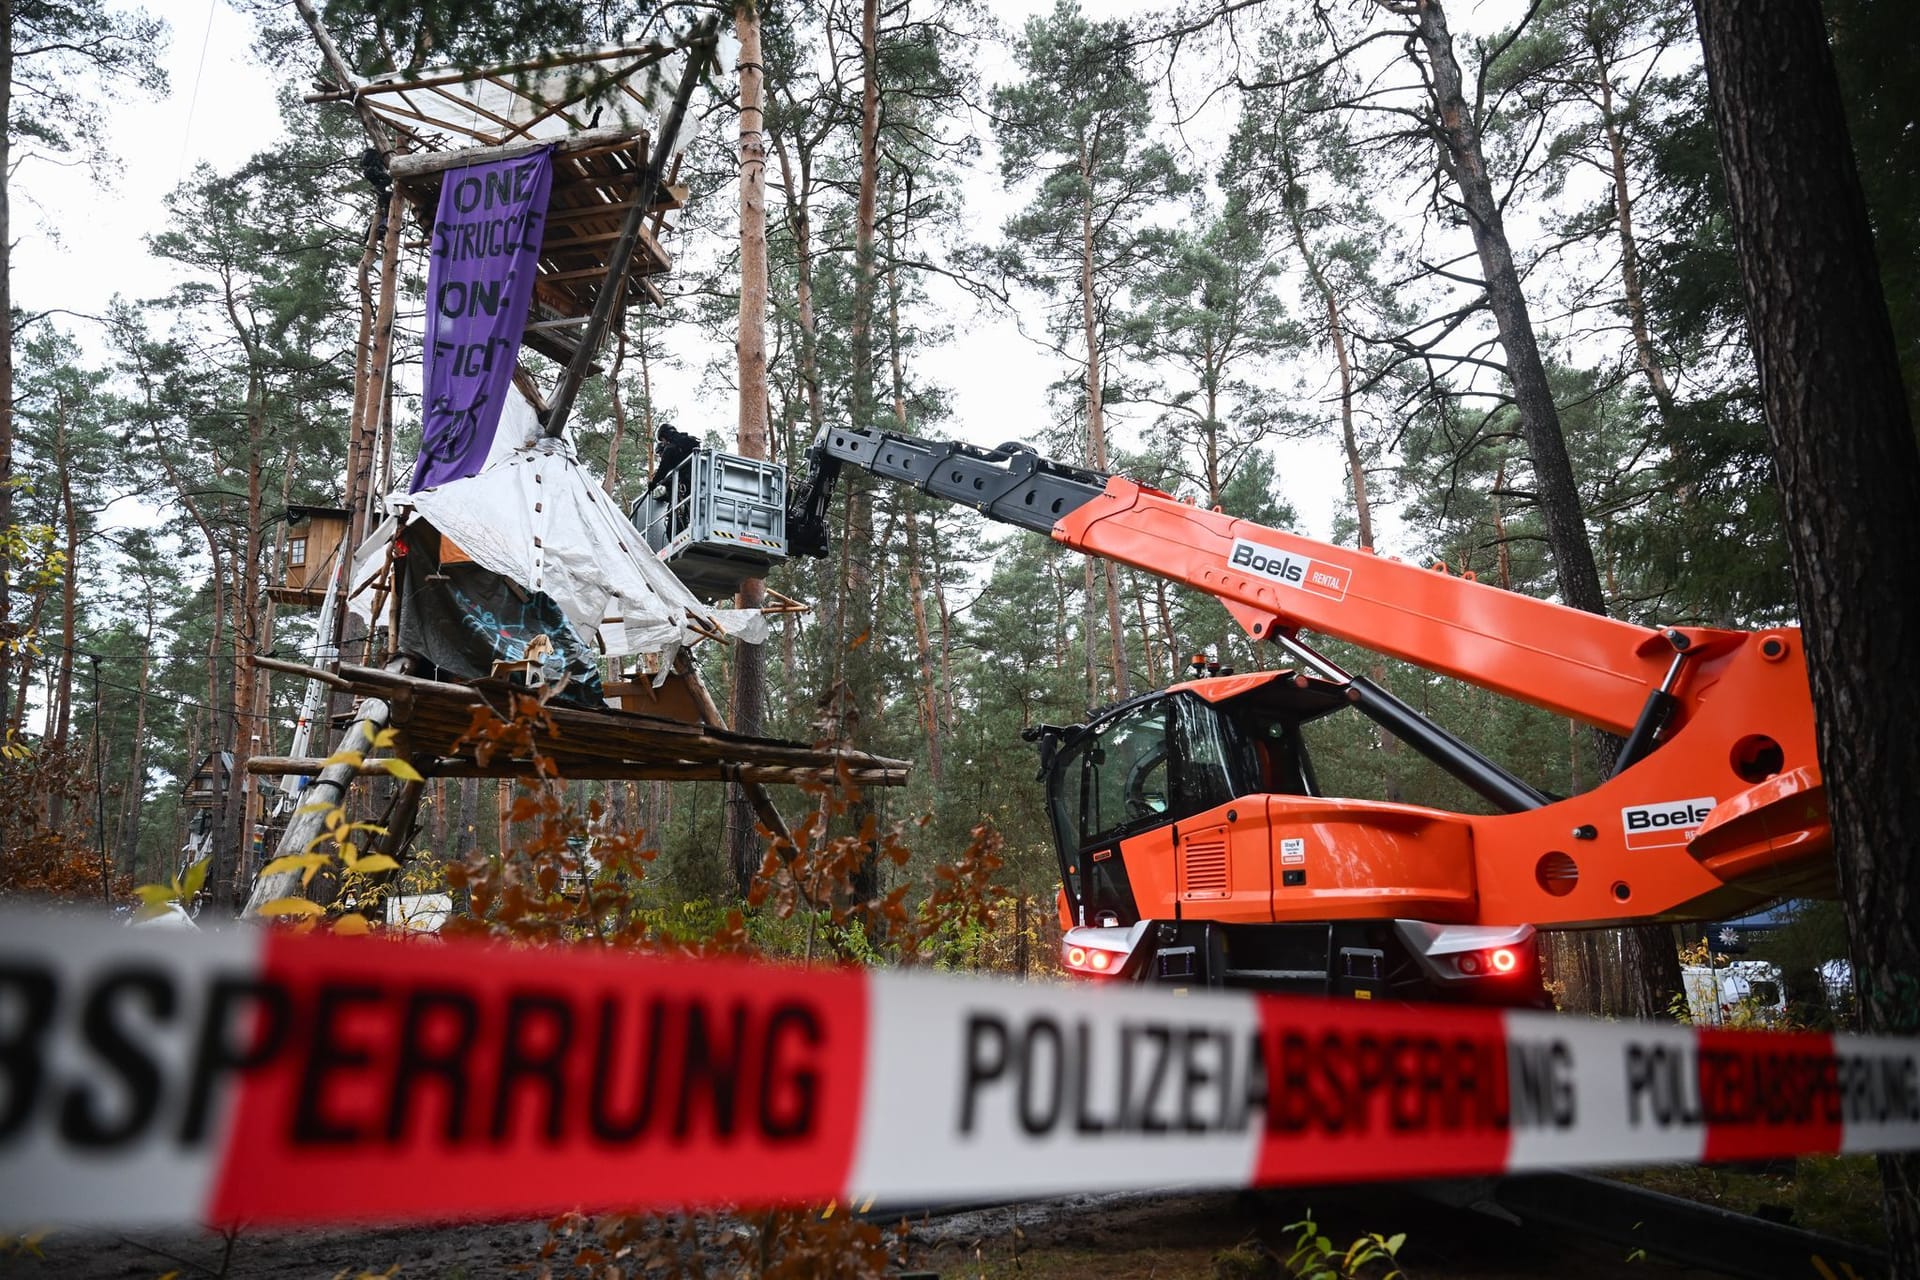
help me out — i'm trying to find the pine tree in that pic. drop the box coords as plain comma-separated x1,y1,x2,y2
992,0,1191,705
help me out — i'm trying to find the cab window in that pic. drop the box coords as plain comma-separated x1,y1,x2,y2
1088,700,1172,843
1052,699,1172,851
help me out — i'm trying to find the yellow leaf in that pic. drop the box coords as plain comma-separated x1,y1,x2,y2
181,857,210,896
322,748,365,768
134,883,174,905
262,853,330,879
332,914,372,936
371,727,400,750
350,854,399,876
379,757,425,784
256,896,325,918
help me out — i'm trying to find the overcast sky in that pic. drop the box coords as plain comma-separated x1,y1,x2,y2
14,0,1378,545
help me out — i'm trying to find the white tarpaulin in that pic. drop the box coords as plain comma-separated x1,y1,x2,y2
394,437,767,672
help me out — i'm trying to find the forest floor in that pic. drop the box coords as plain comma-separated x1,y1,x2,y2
0,1159,1880,1279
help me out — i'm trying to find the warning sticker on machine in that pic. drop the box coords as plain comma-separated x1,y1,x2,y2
1229,538,1351,602
1620,796,1717,849
1280,837,1306,865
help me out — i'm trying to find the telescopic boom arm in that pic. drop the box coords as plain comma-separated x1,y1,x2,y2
789,425,1829,927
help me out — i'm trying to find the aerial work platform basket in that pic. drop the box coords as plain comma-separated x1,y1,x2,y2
632,447,789,599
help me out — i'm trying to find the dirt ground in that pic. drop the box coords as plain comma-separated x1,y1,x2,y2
905,1185,1721,1280
1,1184,1736,1280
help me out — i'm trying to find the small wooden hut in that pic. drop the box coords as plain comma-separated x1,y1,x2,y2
269,505,351,607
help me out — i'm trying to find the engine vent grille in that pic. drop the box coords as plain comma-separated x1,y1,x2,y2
1183,834,1230,899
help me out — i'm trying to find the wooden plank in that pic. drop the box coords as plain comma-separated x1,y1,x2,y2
328,666,910,783
247,755,907,786
389,124,653,183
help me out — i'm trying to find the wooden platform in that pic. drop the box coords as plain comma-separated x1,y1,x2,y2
254,664,908,787
389,128,683,366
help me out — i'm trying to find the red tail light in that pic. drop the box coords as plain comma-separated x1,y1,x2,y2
1455,945,1526,977
1062,941,1125,977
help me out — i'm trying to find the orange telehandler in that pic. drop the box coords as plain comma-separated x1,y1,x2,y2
784,426,1830,1003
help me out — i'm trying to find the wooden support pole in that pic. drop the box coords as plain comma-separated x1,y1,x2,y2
252,655,350,689
291,0,391,155
355,190,406,555
242,699,391,916
672,652,796,848
373,777,428,863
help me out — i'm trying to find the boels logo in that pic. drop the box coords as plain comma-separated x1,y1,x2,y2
1228,538,1351,602
1620,796,1716,850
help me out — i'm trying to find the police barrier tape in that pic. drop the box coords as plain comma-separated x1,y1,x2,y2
2,908,1918,1229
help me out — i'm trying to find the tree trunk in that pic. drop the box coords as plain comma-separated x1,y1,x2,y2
887,248,943,785
219,371,266,912
455,776,478,859
1415,0,1679,1018
117,602,154,881
603,328,629,493
842,0,884,904
1078,141,1130,701
851,0,880,438
0,0,16,753
1327,291,1372,551
727,1,770,899
1694,0,1920,1265
1081,560,1099,705
1591,37,1678,422
771,130,824,439
49,411,77,764
1415,0,1606,617
929,517,957,727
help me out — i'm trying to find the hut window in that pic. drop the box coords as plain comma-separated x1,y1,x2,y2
289,537,307,567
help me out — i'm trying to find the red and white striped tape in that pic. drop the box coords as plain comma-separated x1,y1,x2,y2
1,909,1916,1228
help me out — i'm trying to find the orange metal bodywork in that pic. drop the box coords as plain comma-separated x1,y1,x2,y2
1054,477,1831,930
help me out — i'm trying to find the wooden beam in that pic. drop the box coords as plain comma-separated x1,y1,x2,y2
290,0,394,157
388,124,651,183
306,43,677,104
243,700,391,915
244,754,907,786
253,654,351,690
542,194,682,227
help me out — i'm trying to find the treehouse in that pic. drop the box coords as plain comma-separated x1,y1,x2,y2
239,25,897,919
343,44,695,369
181,751,234,811
268,505,350,608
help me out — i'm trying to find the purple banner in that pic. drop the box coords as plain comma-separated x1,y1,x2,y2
411,147,553,491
